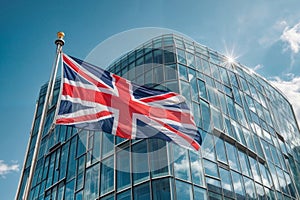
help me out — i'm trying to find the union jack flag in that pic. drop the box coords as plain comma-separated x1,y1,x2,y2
55,54,201,151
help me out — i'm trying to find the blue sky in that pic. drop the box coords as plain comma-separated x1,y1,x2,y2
1,0,300,199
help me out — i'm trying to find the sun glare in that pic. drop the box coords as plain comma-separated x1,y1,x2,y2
222,40,243,66
227,56,235,63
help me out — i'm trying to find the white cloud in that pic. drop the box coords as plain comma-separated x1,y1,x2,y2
280,22,300,53
0,160,19,178
270,76,300,127
253,64,264,71
259,20,287,47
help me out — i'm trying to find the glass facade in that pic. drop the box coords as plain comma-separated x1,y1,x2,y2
16,34,300,200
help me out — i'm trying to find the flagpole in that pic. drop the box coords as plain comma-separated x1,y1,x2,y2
22,32,65,200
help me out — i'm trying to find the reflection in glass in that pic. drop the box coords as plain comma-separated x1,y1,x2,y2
84,163,99,199
219,168,233,196
243,176,257,199
149,139,169,177
203,159,218,178
201,132,215,161
249,157,261,183
134,182,150,200
117,189,131,200
177,49,187,65
231,171,245,196
206,177,221,193
132,141,149,183
117,148,131,190
225,142,240,171
215,137,227,164
152,178,171,200
102,132,114,158
100,156,114,195
189,151,204,186
194,186,207,200
173,145,191,181
175,180,192,199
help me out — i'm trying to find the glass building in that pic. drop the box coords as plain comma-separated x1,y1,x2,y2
16,34,300,200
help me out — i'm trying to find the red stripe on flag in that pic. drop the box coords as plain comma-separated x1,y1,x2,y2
139,92,178,103
62,83,113,106
148,106,195,125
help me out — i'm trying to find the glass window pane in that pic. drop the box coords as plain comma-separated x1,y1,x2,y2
243,177,257,199
219,67,230,85
284,172,297,198
164,48,175,64
194,186,207,200
208,87,219,109
100,156,114,195
152,178,171,200
200,100,211,132
180,81,191,107
259,163,271,188
201,132,215,161
238,151,252,177
178,64,188,80
165,64,177,80
203,159,218,178
226,96,237,121
189,151,204,186
75,190,83,200
225,142,240,171
197,79,208,100
210,63,220,80
186,52,195,67
153,67,164,83
132,141,149,183
253,135,264,159
206,177,221,193
255,183,265,199
215,137,227,164
117,189,131,200
144,69,153,85
101,194,114,200
65,180,75,200
165,81,179,93
249,157,261,183
84,163,99,199
77,131,87,157
202,60,210,76
189,68,198,101
91,132,101,163
231,121,246,145
175,180,192,199
192,102,201,127
117,148,131,190
173,145,191,181
153,49,163,64
144,52,152,65
177,49,186,64
102,132,114,158
243,129,255,152
149,139,169,177
219,168,234,197
133,182,150,200
59,142,69,180
231,171,245,197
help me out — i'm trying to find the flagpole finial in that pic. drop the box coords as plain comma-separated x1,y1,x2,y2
55,31,65,46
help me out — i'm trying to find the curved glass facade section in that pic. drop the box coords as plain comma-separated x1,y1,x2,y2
17,34,300,200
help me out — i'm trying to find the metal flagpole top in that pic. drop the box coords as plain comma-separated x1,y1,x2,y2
55,31,65,46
